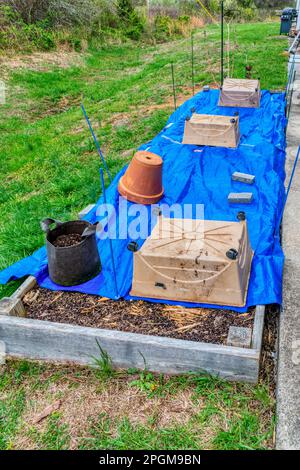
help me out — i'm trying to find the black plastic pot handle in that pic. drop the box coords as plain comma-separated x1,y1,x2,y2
41,218,63,234
82,222,100,239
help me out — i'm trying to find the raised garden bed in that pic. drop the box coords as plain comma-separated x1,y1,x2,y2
0,275,265,383
0,206,266,383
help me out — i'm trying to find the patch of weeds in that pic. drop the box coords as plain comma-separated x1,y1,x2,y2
212,412,273,450
112,418,201,450
129,371,164,397
196,403,221,424
0,360,45,390
191,374,229,399
128,352,165,397
251,384,274,408
0,389,26,450
92,340,115,381
127,367,139,375
150,373,196,397
127,370,212,399
78,413,111,449
79,415,201,450
29,412,70,450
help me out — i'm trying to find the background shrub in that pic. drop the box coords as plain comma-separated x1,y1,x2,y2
116,0,145,40
2,0,98,26
0,0,284,52
0,5,56,51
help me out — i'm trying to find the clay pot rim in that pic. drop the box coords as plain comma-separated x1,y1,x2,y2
118,176,164,205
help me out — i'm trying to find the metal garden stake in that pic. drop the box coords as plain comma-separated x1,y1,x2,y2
100,168,119,299
81,104,112,183
191,32,195,96
171,63,177,111
221,0,224,86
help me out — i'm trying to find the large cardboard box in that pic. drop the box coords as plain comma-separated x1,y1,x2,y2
219,78,261,108
130,217,253,307
182,113,240,148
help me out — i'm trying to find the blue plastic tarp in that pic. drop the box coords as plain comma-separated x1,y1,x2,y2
0,89,287,312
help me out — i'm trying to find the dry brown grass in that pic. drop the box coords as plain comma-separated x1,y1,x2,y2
11,366,204,450
0,51,85,72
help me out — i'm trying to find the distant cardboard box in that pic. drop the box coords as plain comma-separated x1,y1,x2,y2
183,113,240,148
219,78,261,109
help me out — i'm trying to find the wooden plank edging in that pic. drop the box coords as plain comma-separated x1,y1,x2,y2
11,276,36,300
0,315,259,382
252,305,265,352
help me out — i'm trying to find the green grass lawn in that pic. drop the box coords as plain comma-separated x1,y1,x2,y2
0,360,275,450
0,22,287,450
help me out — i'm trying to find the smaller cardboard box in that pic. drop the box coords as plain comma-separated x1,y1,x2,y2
219,78,261,108
183,114,240,148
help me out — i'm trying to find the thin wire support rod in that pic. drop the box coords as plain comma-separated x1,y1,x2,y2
220,0,224,86
171,63,177,111
100,168,119,299
81,103,112,183
191,32,195,96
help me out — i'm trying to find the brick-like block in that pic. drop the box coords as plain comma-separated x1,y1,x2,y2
228,192,253,204
227,326,252,348
0,297,26,317
232,172,255,185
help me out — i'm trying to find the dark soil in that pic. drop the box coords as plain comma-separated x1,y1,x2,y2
23,287,255,345
52,233,82,247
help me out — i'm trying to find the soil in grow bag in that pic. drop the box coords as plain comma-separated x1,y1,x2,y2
52,233,83,248
41,219,101,286
23,287,255,345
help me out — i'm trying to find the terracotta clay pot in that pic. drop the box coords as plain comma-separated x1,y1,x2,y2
118,151,164,205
